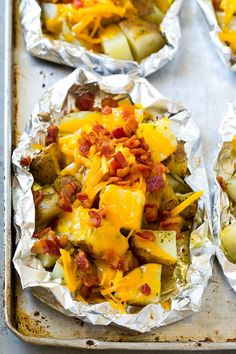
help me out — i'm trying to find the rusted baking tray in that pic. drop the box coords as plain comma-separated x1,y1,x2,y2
4,0,236,350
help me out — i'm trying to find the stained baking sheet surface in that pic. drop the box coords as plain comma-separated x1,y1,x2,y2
5,0,236,350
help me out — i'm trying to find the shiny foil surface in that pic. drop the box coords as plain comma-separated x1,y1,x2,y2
197,0,236,70
214,102,236,291
12,68,214,332
19,0,183,76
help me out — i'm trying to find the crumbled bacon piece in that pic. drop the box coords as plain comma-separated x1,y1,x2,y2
73,0,84,7
33,227,52,239
117,166,130,178
135,163,152,172
45,125,59,145
125,117,138,135
79,140,91,156
217,176,227,192
136,230,156,242
144,204,158,222
121,107,134,120
140,137,149,151
138,283,151,296
146,174,164,192
88,210,101,228
76,250,90,271
101,106,112,115
32,189,43,206
33,230,61,257
114,151,127,169
107,176,122,184
46,235,61,256
77,192,88,201
83,274,98,288
123,135,140,149
160,216,182,239
101,142,111,157
20,156,31,167
112,127,126,139
92,124,105,134
130,148,145,156
101,97,118,108
75,92,95,111
59,181,77,212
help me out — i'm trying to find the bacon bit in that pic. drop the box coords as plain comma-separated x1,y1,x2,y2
92,124,105,134
75,92,95,111
117,166,130,178
153,162,168,175
146,174,164,192
101,106,112,115
114,151,127,169
136,230,156,242
32,189,43,206
83,274,98,288
101,142,111,157
34,239,49,255
59,234,68,247
123,135,140,149
121,107,134,120
217,176,227,192
125,117,138,135
76,250,90,271
46,235,61,256
101,97,118,108
138,283,151,296
88,210,101,228
116,180,131,186
73,0,84,8
140,152,151,161
45,125,59,145
33,230,61,256
112,127,126,139
160,216,182,239
20,156,31,167
33,227,51,239
130,148,145,156
140,137,149,151
59,181,77,212
79,140,91,156
102,249,122,269
107,176,121,184
144,204,158,222
135,163,152,172
77,192,89,201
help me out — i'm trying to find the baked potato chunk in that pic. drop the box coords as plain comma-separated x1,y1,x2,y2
221,223,236,263
30,143,60,185
35,185,61,228
143,4,165,25
177,192,198,219
165,141,188,178
54,174,81,194
109,264,162,306
160,180,179,210
132,230,177,266
119,18,165,61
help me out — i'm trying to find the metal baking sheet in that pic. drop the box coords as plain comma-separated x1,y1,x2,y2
5,0,236,350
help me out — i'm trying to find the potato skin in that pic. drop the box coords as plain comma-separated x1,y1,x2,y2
54,174,81,193
177,192,198,219
35,186,61,228
165,141,188,178
160,180,179,211
30,143,60,185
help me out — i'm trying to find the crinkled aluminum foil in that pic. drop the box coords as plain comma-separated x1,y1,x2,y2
12,68,214,332
214,102,236,291
19,0,183,77
197,0,236,71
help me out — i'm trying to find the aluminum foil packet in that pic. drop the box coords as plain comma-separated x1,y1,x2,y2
12,68,214,333
197,0,236,71
214,102,236,291
19,0,183,77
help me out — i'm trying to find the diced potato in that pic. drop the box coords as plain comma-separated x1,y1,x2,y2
166,174,191,194
177,192,198,219
95,260,118,288
54,174,81,193
119,18,165,61
160,180,179,210
30,143,60,185
165,141,188,178
221,223,236,263
52,259,65,281
59,111,103,134
136,118,177,162
42,3,62,34
132,230,177,266
100,25,134,60
112,264,162,306
143,5,165,25
38,253,58,269
226,176,236,202
35,186,61,228
99,185,145,230
56,206,129,258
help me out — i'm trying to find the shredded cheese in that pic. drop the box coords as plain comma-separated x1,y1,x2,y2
170,191,204,217
60,249,81,293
